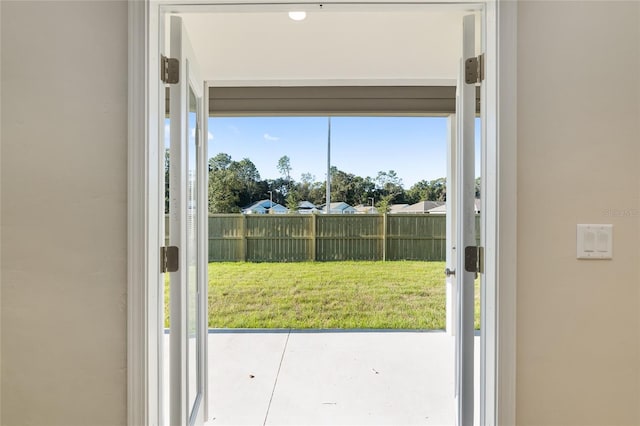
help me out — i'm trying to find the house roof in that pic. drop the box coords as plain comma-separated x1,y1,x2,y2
389,204,410,213
320,202,356,212
298,201,316,209
243,199,275,210
427,204,447,214
354,204,378,214
402,200,445,213
242,199,287,213
426,200,481,214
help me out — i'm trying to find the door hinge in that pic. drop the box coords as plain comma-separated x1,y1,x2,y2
464,246,484,274
160,55,179,84
465,53,484,84
160,246,179,273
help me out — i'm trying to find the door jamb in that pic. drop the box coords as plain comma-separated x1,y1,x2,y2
492,2,518,424
127,1,518,425
128,1,163,425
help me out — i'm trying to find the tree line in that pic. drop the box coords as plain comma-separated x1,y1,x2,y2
166,151,473,214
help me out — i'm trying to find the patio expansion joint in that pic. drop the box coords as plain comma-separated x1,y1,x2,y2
262,328,291,426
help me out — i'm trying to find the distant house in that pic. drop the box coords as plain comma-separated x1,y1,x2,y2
401,200,446,214
297,201,319,214
388,204,410,214
426,199,481,215
242,199,288,214
319,202,357,214
427,204,447,214
354,204,378,214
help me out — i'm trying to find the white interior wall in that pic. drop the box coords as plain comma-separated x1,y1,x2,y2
1,1,128,425
516,1,640,424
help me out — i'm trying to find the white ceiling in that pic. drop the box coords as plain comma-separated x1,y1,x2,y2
178,7,480,86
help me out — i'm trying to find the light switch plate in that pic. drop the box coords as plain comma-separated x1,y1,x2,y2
577,224,613,259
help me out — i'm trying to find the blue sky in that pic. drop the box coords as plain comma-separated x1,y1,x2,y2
169,116,481,187
208,116,483,187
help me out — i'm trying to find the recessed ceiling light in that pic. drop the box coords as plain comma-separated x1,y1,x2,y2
288,11,306,21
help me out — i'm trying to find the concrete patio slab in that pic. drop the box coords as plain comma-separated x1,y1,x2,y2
198,330,480,426
208,331,290,425
265,331,455,426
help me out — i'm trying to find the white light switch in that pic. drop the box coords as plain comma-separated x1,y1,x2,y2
577,224,613,259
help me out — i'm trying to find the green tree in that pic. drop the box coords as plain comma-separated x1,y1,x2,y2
406,178,447,203
307,181,326,205
300,173,315,184
352,176,376,205
209,153,232,171
376,194,395,214
229,158,261,206
208,168,242,213
208,153,262,213
406,180,429,204
205,153,439,212
266,178,289,205
277,155,293,195
277,155,292,180
297,173,323,204
285,190,300,213
324,167,377,206
428,178,447,201
374,170,406,204
329,167,355,204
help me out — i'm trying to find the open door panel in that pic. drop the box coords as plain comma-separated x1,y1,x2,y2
168,15,208,426
455,13,477,426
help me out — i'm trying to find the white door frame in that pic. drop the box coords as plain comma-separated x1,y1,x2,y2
127,1,517,425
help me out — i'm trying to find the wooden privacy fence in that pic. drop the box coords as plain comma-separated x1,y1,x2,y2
203,214,481,262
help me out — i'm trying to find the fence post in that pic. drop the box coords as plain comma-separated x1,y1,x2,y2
241,215,247,261
382,213,387,261
310,214,317,261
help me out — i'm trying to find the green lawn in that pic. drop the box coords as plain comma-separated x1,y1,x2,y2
184,261,480,329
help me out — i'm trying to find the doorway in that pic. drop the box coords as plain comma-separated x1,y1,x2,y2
194,112,481,425
167,6,481,426
127,0,516,426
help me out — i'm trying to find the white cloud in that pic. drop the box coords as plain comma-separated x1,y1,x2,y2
263,133,280,141
208,131,214,141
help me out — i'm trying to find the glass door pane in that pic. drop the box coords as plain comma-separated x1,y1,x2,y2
168,15,206,426
187,85,200,417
